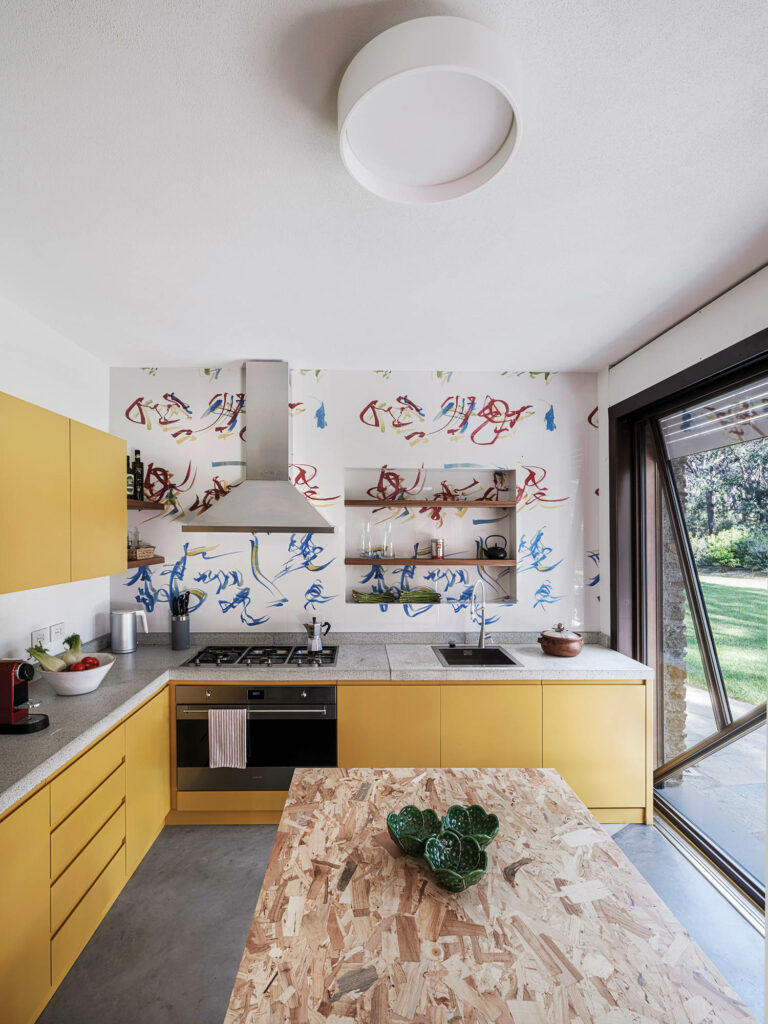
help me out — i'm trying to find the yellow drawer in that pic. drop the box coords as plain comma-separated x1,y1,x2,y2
51,726,124,827
176,790,287,813
51,844,125,987
51,764,125,879
51,804,125,932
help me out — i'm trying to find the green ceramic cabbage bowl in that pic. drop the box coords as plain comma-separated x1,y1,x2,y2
441,804,500,849
424,828,488,892
386,805,442,857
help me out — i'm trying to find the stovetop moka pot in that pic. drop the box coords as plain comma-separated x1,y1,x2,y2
302,617,331,652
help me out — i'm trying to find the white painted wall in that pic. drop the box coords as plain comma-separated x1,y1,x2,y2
598,266,768,637
0,297,111,658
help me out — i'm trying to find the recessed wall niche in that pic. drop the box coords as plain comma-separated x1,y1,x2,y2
344,466,516,607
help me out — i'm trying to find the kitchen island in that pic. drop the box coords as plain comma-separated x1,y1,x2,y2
225,766,756,1023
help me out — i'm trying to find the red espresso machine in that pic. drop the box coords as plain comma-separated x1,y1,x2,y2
0,660,49,734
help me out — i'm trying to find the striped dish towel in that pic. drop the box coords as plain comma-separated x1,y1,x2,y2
208,708,247,769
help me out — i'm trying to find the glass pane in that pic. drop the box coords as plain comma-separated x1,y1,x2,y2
656,725,766,887
659,379,768,716
658,488,717,762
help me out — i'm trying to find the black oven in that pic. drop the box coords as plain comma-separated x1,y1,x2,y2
175,683,337,791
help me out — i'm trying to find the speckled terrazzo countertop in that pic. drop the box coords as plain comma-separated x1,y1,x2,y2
0,641,650,815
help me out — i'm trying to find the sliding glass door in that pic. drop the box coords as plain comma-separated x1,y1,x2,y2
644,374,767,906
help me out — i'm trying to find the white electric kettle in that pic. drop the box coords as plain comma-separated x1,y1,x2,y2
111,608,148,654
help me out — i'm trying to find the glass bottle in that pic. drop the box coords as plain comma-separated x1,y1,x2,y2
133,449,144,501
380,521,393,558
359,521,373,558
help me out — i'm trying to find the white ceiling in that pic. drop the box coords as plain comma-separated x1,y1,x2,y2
2,1,767,371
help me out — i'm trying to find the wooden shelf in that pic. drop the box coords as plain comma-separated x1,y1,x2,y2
127,499,164,511
126,556,165,569
345,558,516,567
344,499,515,508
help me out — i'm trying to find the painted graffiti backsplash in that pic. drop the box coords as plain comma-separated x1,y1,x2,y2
109,367,598,633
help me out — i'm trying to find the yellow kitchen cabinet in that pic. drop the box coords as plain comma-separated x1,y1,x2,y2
70,419,126,581
543,682,647,813
441,683,543,767
338,684,441,767
0,392,71,593
0,788,51,1024
125,688,171,875
51,845,126,988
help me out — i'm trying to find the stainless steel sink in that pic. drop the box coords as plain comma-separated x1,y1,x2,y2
432,646,521,668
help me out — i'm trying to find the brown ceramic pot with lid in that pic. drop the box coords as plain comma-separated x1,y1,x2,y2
537,622,583,657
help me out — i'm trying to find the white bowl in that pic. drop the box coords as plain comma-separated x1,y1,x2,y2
40,653,116,696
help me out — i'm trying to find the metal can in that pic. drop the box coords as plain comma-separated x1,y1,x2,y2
431,538,445,559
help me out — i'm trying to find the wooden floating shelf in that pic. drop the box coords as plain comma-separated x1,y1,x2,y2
126,556,165,569
127,498,164,511
344,499,515,508
345,558,516,567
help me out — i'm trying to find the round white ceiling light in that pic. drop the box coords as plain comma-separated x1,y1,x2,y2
338,16,519,204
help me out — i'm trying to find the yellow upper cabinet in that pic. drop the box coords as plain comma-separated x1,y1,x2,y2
0,392,126,593
441,683,543,768
0,392,71,593
70,420,126,581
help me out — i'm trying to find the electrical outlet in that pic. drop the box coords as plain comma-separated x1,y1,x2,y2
50,622,65,648
31,627,49,648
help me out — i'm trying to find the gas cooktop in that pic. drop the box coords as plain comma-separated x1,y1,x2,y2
185,645,338,667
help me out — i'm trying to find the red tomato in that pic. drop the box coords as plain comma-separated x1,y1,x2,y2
69,662,86,672
82,657,99,669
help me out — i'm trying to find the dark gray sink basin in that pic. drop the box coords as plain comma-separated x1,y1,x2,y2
432,646,521,668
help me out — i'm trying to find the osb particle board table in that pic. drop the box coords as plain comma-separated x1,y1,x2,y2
224,767,757,1024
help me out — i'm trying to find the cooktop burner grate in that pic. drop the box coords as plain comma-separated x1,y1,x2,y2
185,645,338,667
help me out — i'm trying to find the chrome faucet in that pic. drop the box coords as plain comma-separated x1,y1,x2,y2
470,580,486,648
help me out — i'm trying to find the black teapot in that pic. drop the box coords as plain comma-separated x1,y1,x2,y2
483,534,508,559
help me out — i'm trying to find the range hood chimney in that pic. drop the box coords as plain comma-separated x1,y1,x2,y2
181,361,334,535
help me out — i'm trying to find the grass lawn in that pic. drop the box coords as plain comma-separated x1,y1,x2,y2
684,573,767,706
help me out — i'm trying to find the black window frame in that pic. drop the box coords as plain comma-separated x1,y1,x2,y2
609,326,768,908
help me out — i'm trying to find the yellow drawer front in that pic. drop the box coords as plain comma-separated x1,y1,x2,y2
51,804,125,932
542,683,647,808
50,726,124,828
441,683,543,768
175,790,287,813
51,764,125,878
338,684,441,767
51,844,125,987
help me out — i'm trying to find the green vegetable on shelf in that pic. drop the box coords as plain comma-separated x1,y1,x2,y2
26,645,66,673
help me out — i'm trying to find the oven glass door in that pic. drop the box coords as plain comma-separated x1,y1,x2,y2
176,704,337,791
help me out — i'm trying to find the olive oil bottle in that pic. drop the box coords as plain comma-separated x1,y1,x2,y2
132,450,144,501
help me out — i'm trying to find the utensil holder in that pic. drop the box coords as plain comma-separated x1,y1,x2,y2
171,615,190,651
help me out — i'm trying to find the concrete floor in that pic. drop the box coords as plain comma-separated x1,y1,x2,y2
38,823,764,1024
37,826,278,1024
611,824,764,1022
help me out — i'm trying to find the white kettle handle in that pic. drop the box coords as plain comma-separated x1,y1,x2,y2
135,609,148,633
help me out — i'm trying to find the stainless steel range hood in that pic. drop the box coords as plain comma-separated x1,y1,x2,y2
181,361,334,535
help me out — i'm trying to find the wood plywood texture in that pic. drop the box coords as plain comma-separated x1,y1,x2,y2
224,767,756,1024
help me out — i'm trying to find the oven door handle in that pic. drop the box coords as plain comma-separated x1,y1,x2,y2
178,707,330,718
